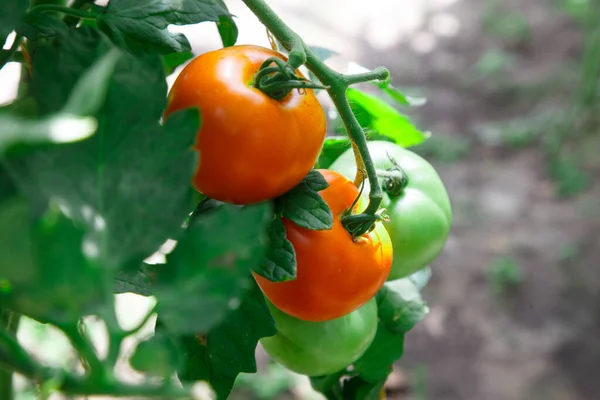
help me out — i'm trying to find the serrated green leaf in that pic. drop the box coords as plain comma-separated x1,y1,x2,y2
376,278,429,334
0,201,107,324
254,217,296,282
4,28,200,270
347,88,428,148
155,203,271,334
316,136,352,169
278,173,332,231
97,0,231,54
178,282,276,400
130,334,181,377
0,0,29,43
162,51,194,76
302,170,330,191
353,323,404,383
217,14,238,47
17,11,68,40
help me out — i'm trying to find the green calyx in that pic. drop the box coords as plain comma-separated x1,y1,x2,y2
253,56,328,101
378,167,409,198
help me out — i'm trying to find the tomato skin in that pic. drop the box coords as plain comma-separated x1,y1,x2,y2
253,169,393,322
164,45,326,205
330,141,452,280
261,297,377,376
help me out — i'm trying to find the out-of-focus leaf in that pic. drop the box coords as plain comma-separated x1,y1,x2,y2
178,282,276,400
154,203,271,334
347,88,429,148
5,27,200,271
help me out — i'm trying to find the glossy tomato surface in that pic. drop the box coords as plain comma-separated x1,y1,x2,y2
261,297,377,376
330,141,452,279
164,45,326,204
254,169,393,322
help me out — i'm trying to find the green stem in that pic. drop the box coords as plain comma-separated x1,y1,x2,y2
0,311,21,400
28,4,96,20
0,35,23,71
241,0,389,237
343,67,390,86
53,322,105,378
64,0,93,26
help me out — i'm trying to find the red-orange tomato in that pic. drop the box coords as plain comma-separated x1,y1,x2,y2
254,170,393,322
163,45,326,205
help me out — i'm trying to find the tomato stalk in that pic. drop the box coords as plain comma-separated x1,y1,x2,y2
241,0,390,239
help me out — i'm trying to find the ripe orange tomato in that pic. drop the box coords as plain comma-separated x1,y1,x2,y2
163,45,326,205
254,170,393,322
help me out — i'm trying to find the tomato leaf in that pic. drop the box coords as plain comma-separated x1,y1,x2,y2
302,169,330,191
97,0,231,54
217,14,238,47
309,46,338,62
154,203,271,334
0,0,29,44
62,48,122,116
375,79,427,107
352,323,405,383
130,334,182,377
0,112,97,155
277,171,333,231
342,376,386,400
4,28,200,270
178,282,276,400
408,265,432,291
17,11,69,40
0,200,107,325
253,217,296,282
346,277,427,385
347,88,429,148
376,277,429,334
114,265,152,296
316,136,352,169
162,51,194,76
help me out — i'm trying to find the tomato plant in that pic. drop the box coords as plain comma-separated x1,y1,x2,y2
0,0,449,399
164,45,326,205
254,169,393,322
330,141,452,279
260,297,377,377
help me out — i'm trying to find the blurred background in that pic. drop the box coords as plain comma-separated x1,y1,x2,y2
3,0,599,399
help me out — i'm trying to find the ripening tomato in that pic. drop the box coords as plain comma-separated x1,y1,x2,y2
330,141,452,279
253,170,393,322
261,297,377,376
164,45,326,205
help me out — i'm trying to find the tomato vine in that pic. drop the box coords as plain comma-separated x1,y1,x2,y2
243,0,391,238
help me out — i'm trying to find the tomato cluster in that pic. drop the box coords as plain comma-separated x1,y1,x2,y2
165,45,451,377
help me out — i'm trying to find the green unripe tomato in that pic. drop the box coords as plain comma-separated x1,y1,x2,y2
260,297,377,377
329,141,452,279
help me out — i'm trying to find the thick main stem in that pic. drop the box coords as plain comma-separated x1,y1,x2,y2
241,0,387,233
